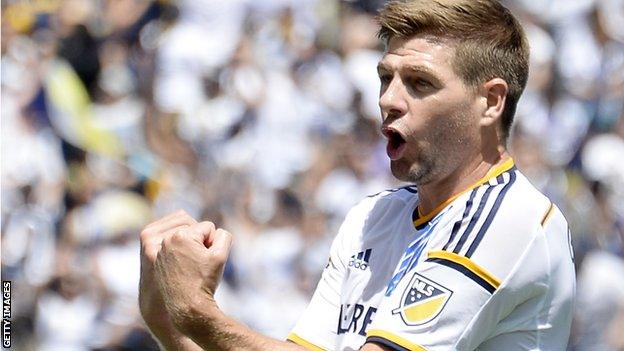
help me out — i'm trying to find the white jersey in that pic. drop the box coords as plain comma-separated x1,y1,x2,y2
288,159,575,351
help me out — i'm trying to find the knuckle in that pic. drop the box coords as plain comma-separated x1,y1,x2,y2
171,231,185,242
217,228,232,240
184,215,198,225
139,228,153,241
143,241,161,258
142,237,159,248
201,221,216,232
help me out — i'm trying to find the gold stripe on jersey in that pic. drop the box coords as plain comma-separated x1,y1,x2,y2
367,329,429,351
287,333,327,351
541,202,555,227
427,251,501,289
414,158,515,228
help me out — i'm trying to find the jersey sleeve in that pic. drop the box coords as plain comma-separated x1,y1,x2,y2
365,251,504,350
287,239,344,350
365,201,557,350
288,199,370,350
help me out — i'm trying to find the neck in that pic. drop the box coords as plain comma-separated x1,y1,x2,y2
417,147,510,216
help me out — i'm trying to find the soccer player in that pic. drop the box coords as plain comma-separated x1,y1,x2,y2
138,1,575,350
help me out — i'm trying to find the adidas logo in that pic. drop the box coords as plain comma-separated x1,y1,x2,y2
349,249,372,270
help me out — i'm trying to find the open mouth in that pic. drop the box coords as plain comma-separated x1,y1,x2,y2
382,127,407,160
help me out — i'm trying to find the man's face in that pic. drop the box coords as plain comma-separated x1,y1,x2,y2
378,35,481,185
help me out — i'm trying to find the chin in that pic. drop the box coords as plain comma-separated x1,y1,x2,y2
391,159,434,185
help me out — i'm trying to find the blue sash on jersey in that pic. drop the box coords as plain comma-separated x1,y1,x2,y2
385,208,450,296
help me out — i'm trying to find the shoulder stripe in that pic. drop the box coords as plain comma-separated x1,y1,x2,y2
412,158,514,229
427,251,500,294
367,185,418,198
442,188,478,251
541,202,555,227
452,176,502,254
465,169,517,258
367,330,429,351
287,333,327,351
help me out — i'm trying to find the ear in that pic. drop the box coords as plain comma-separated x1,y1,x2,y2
479,78,508,127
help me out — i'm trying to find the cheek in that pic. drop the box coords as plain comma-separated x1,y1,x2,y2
433,110,479,159
414,103,476,151
403,102,450,140
402,91,478,141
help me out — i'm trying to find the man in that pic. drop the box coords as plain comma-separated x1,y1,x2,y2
139,0,576,350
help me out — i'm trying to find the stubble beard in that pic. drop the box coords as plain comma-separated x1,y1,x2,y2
390,151,437,186
391,108,475,187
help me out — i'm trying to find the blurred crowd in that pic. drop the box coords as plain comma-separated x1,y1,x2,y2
1,0,623,350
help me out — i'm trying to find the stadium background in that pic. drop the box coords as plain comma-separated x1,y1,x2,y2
1,0,623,350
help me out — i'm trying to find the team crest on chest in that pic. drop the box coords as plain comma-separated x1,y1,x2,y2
392,272,453,326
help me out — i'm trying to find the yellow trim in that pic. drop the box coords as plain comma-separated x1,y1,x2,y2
541,202,555,227
287,333,327,351
367,329,429,351
414,158,515,228
427,251,501,289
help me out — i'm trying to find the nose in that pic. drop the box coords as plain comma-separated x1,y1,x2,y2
379,76,408,121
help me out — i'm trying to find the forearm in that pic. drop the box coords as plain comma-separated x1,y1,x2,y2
173,299,306,351
143,312,204,351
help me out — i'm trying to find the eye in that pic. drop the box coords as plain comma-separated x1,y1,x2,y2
379,73,393,86
409,78,434,92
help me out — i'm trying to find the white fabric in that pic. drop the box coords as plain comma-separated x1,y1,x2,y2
290,166,575,350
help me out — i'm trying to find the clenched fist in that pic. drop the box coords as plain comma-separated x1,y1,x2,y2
139,210,233,339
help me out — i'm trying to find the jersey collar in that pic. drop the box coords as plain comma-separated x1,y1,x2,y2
412,158,515,229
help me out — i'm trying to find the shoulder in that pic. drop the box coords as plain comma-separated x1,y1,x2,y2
428,169,568,290
343,185,419,224
329,185,418,265
469,170,570,283
335,185,417,239
366,185,419,202
486,170,556,240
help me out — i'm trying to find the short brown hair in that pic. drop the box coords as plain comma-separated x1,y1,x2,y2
378,0,529,140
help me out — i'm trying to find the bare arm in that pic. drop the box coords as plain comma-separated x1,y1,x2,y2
144,211,308,351
143,320,204,351
139,211,203,351
170,296,307,351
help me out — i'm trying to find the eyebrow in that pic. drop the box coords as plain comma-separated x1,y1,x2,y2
377,63,443,87
376,63,439,78
376,62,390,74
406,65,439,77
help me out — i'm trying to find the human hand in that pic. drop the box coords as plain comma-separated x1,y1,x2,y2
139,210,198,333
152,220,233,333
